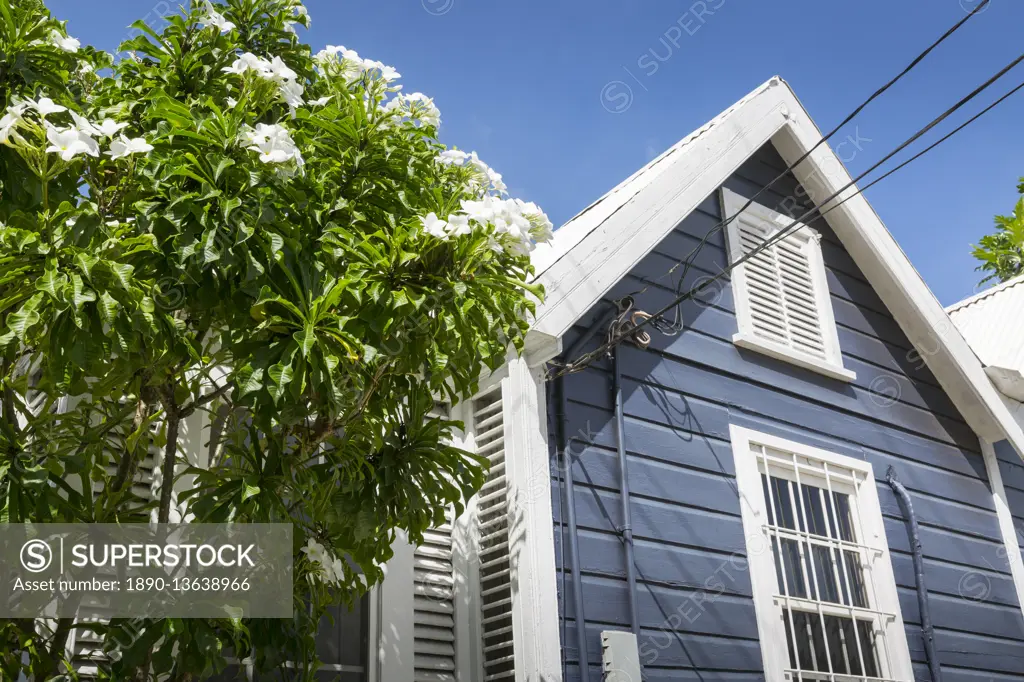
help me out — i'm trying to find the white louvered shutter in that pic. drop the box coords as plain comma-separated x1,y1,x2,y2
414,402,458,682
472,387,515,682
74,413,161,678
723,187,851,379
735,216,827,359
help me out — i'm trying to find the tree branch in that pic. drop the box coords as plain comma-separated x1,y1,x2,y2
156,384,181,524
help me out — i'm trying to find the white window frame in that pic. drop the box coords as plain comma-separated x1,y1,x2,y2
729,425,913,682
721,187,855,383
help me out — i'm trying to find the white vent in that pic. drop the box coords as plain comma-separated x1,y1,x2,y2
472,388,515,681
736,216,826,359
722,187,853,382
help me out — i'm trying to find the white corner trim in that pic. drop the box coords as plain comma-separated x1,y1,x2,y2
728,424,913,682
502,357,563,682
377,531,415,682
531,81,793,341
733,333,857,383
980,440,1024,618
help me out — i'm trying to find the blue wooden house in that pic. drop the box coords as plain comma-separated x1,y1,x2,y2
199,77,1024,682
415,76,1024,682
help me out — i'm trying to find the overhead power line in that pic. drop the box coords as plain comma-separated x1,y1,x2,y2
629,0,991,334
550,53,1024,380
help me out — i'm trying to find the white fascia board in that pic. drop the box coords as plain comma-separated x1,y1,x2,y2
772,88,1024,457
531,80,793,341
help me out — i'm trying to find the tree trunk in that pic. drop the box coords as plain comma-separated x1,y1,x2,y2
157,410,180,524
37,617,74,680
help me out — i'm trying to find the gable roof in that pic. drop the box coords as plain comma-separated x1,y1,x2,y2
526,76,1024,456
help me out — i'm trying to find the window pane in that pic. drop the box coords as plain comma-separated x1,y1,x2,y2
842,550,869,609
801,485,829,537
315,596,368,668
773,537,810,599
832,491,855,542
783,610,879,677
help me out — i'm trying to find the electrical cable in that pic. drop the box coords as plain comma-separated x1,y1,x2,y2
549,56,1024,380
629,0,991,335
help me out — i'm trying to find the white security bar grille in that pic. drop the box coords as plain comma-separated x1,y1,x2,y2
753,442,900,682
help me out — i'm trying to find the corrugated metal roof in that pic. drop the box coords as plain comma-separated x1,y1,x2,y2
948,273,1024,371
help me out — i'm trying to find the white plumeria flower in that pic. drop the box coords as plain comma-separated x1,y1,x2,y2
94,119,128,138
0,103,28,143
455,195,553,254
309,95,332,106
278,79,305,108
437,149,469,165
362,59,400,82
222,52,267,76
301,538,343,585
200,2,236,32
446,214,472,237
0,116,21,144
48,30,80,53
7,99,31,117
79,62,94,74
420,213,450,240
242,123,303,166
32,97,68,117
267,56,297,82
226,97,238,108
383,92,440,128
45,125,98,160
70,111,100,137
106,135,154,159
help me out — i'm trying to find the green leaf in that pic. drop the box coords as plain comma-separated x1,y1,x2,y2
4,292,43,341
294,322,316,358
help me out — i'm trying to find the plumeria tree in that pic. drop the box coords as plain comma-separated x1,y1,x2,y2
0,0,551,679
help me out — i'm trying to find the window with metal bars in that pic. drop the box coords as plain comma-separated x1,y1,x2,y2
730,426,913,682
721,187,854,383
472,386,516,682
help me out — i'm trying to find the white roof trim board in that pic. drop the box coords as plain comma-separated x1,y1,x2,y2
526,76,1024,457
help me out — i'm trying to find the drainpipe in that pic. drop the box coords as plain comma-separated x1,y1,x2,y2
886,467,941,682
551,305,617,682
556,375,591,682
612,345,640,637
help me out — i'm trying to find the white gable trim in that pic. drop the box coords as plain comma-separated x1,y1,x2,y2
525,76,1024,463
531,79,791,340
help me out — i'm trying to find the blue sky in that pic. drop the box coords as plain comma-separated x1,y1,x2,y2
48,0,1024,306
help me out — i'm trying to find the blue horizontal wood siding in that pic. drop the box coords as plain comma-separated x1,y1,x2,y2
993,439,1024,590
550,142,1024,682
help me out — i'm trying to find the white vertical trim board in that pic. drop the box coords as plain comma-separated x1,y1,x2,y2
729,425,913,682
379,531,416,682
980,440,1024,618
503,357,563,682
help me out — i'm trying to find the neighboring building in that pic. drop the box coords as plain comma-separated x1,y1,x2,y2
78,77,1024,682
